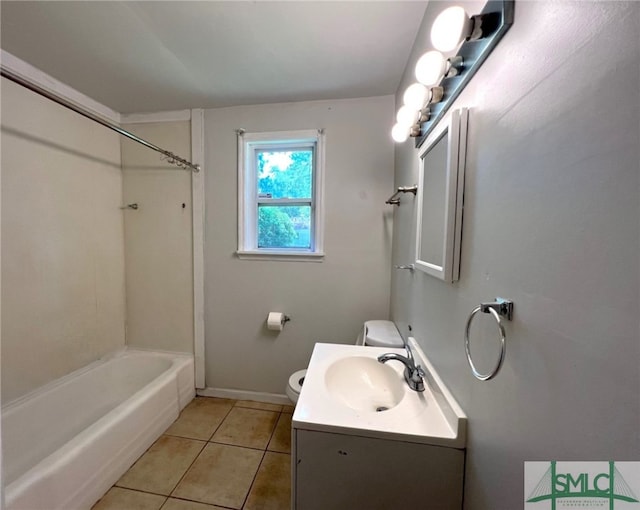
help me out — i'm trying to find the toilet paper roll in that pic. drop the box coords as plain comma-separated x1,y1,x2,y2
267,312,287,331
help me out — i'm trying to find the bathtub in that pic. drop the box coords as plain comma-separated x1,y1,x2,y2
2,349,195,510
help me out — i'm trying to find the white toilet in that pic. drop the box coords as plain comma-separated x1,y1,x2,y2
286,320,403,404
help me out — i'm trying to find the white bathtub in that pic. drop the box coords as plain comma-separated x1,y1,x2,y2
2,349,195,510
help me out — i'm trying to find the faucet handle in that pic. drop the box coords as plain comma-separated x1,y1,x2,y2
409,365,426,392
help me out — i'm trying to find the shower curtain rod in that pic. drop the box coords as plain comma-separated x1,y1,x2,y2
1,65,200,173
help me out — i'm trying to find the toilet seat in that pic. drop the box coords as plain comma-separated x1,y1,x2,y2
286,369,307,403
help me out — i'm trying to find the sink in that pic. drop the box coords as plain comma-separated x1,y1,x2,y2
293,341,467,448
324,356,405,412
292,342,468,509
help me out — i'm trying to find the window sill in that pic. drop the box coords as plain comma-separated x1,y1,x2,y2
236,250,325,262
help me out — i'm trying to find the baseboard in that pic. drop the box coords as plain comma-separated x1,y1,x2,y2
197,387,292,405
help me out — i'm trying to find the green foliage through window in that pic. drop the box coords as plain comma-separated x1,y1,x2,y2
256,150,313,249
257,150,312,199
258,206,311,248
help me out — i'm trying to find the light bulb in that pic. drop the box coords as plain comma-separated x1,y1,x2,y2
415,51,447,87
431,6,473,52
391,123,409,143
396,105,417,128
403,83,428,111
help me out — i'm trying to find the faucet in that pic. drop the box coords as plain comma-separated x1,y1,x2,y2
377,343,426,392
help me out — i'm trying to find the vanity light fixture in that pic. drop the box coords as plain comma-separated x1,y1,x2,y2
396,105,418,129
391,123,410,143
418,108,431,124
392,83,446,142
403,83,444,111
415,51,447,87
390,0,514,146
402,83,429,111
416,52,466,88
431,6,475,52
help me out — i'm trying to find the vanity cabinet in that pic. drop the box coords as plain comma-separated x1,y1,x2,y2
292,429,464,510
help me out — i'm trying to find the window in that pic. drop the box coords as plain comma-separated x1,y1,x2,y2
237,129,325,260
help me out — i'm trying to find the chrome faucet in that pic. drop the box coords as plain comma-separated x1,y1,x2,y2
377,343,426,392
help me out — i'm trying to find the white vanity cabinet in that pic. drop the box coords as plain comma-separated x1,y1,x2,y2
292,428,464,510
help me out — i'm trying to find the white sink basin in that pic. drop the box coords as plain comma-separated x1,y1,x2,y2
324,356,405,412
293,341,467,448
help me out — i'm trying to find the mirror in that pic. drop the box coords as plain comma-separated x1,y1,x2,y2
414,108,468,282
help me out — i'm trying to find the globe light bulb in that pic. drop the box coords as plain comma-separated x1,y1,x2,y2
391,123,409,143
403,83,428,111
415,51,447,87
396,105,417,128
431,6,472,52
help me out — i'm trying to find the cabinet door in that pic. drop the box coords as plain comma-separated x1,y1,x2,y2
295,430,464,510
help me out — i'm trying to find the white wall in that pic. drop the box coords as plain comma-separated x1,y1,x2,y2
1,77,126,403
391,2,639,508
0,75,4,510
204,96,395,394
121,121,194,353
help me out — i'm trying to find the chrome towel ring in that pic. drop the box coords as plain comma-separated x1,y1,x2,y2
465,298,513,381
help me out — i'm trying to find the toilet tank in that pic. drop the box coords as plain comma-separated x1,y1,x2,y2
355,320,404,348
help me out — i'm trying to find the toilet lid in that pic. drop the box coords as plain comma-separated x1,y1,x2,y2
364,320,404,348
288,369,307,393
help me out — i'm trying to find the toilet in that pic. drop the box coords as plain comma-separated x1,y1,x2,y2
286,320,403,404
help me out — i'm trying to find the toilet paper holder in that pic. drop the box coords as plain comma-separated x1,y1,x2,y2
267,312,291,331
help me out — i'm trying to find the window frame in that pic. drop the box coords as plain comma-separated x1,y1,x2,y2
237,129,325,261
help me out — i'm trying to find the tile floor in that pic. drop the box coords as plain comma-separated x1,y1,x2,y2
92,397,295,510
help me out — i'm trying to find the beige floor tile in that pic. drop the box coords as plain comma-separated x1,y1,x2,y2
161,498,227,510
92,487,166,510
116,436,206,495
235,400,282,412
281,404,295,414
172,443,263,509
244,452,291,510
165,397,234,440
267,413,292,453
211,407,279,449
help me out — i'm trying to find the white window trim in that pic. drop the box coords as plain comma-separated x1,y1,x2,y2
237,129,325,262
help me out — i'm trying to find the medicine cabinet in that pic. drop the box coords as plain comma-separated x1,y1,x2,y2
414,108,468,282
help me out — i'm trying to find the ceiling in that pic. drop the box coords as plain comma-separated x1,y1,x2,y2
0,1,427,114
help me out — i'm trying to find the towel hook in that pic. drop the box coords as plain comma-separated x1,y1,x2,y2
385,185,418,205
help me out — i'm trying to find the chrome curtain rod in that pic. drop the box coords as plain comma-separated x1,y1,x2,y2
1,66,200,173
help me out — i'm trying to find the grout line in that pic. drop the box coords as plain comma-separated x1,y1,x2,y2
264,410,283,451
240,448,267,510
112,486,166,497
238,411,284,509
207,438,272,453
163,432,211,441
110,486,170,499
164,494,238,509
207,403,236,441
167,441,209,499
266,414,292,453
234,401,283,412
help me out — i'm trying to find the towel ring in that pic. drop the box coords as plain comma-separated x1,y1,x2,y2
464,299,513,381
